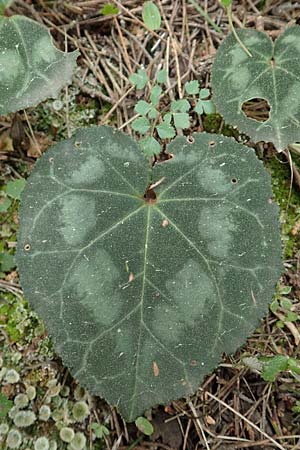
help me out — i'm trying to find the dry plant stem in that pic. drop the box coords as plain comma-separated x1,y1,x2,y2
285,148,300,189
273,310,300,345
226,6,252,57
23,110,41,156
188,401,211,450
201,390,286,450
112,0,167,43
113,17,133,74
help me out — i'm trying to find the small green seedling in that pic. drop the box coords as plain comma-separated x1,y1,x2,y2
90,422,110,439
130,68,216,156
270,285,298,328
135,416,154,436
0,393,13,419
142,1,161,31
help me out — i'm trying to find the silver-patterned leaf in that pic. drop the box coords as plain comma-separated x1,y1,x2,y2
16,126,282,421
212,26,300,151
0,15,78,115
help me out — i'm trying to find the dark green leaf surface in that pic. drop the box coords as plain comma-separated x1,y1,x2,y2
16,126,282,421
0,16,78,115
212,26,300,151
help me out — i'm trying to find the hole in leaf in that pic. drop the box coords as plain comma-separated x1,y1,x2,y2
231,178,238,184
241,98,270,122
269,57,276,68
74,141,81,148
144,185,157,204
49,157,54,163
208,141,216,148
24,244,31,251
186,136,195,144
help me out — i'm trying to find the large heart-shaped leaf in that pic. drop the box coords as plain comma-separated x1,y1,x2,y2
0,15,78,115
212,26,300,151
16,126,282,421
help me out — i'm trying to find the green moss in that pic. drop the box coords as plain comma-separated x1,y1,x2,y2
202,113,237,137
266,155,300,259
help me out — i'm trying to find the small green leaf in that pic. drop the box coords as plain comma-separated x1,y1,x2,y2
131,117,150,134
170,99,191,113
142,1,161,31
288,358,300,375
260,355,289,382
270,299,279,313
150,85,162,107
134,100,151,116
163,112,172,124
0,393,13,418
194,100,204,115
280,298,292,310
280,286,292,295
184,80,199,95
135,417,154,436
129,68,148,89
6,179,26,200
0,15,79,115
173,112,190,129
221,0,232,7
285,311,298,322
0,196,11,213
156,69,167,84
99,3,119,15
200,88,210,100
156,121,176,139
202,100,216,115
0,252,15,272
91,423,110,439
139,136,161,157
148,107,158,119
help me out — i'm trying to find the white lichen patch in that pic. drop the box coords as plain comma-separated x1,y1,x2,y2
68,155,105,185
68,248,122,325
151,261,214,343
0,49,23,82
32,35,58,64
280,34,300,52
229,46,249,66
59,194,96,246
197,166,231,194
199,206,236,258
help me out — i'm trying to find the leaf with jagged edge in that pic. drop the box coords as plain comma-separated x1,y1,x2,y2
16,126,282,421
0,15,78,115
211,25,300,151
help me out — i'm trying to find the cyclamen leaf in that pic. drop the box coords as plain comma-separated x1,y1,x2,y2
16,126,281,421
184,80,200,95
173,112,190,129
142,1,161,31
0,16,78,115
132,117,150,134
129,68,148,89
134,100,151,116
156,121,176,139
170,99,191,113
211,25,300,151
139,136,161,157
